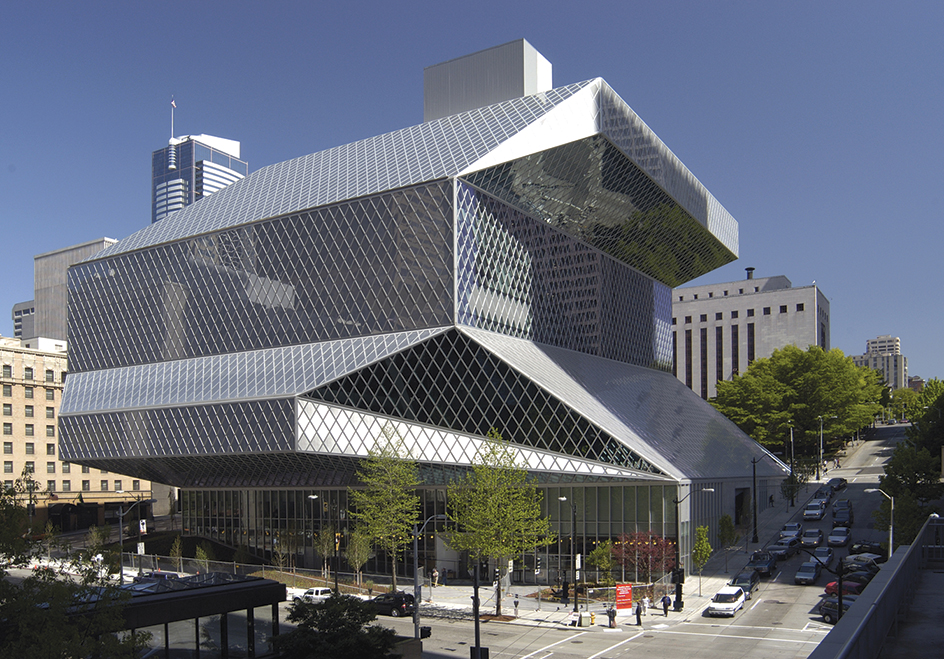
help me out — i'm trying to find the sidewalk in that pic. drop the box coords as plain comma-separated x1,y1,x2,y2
415,440,869,630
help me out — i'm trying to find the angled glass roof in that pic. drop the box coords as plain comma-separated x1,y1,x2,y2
460,326,788,481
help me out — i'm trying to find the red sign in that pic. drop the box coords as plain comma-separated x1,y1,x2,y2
615,584,633,610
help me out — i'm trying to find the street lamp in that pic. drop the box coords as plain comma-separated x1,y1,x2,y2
750,458,760,544
789,424,796,508
817,415,838,480
557,496,578,613
116,496,156,585
413,514,446,640
865,489,894,561
672,487,714,611
309,494,339,593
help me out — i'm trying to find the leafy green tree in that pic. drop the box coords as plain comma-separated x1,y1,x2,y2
691,526,712,596
871,489,932,550
879,445,944,505
716,514,740,573
446,429,553,615
349,424,420,591
587,540,616,585
890,388,918,420
275,592,396,659
907,379,944,458
170,535,183,572
344,528,373,586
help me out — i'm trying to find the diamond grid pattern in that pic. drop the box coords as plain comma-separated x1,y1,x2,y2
68,181,454,373
297,401,666,481
462,134,735,288
455,181,670,369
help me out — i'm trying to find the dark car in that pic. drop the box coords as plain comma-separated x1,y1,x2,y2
369,592,415,617
827,477,848,491
780,522,803,539
843,570,877,586
820,595,859,624
729,570,761,600
849,541,883,556
133,570,181,583
767,537,800,560
800,528,824,547
745,551,777,577
827,526,852,547
832,499,853,516
794,561,822,585
833,508,854,527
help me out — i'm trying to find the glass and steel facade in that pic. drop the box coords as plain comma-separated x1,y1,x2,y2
63,77,787,579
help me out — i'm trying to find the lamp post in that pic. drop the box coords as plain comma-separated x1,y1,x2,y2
672,487,714,611
865,489,894,561
558,496,578,613
751,457,760,544
789,424,796,508
116,496,156,585
309,494,339,593
413,514,446,640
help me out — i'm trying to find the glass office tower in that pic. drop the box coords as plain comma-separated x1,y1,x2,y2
62,77,787,581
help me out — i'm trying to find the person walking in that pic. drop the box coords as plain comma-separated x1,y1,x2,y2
661,594,671,616
635,600,643,626
432,567,439,588
607,605,618,628
642,595,650,616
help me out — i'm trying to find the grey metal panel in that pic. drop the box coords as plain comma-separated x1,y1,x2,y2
460,326,788,481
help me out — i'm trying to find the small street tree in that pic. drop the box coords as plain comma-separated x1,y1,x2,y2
716,514,740,573
446,429,554,615
349,424,420,591
612,531,675,583
691,525,712,596
344,528,373,586
169,535,183,572
587,540,616,585
314,523,337,581
276,592,396,659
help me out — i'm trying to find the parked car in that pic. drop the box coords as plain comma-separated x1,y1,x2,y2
369,592,415,617
849,541,883,556
820,595,859,624
832,499,853,516
803,502,826,521
707,586,745,617
801,528,824,547
827,478,848,491
842,553,884,570
767,537,801,560
825,580,866,596
780,522,803,539
794,561,822,585
745,551,778,577
133,571,181,583
294,587,333,603
827,527,852,547
832,508,854,527
812,546,834,568
843,570,877,586
729,570,761,600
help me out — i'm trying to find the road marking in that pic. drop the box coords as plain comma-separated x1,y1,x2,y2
587,631,645,658
518,632,588,659
655,629,822,644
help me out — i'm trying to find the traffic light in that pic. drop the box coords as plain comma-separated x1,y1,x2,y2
535,556,542,574
493,567,500,583
420,626,431,639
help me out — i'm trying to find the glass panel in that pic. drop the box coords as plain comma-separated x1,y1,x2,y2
167,618,196,657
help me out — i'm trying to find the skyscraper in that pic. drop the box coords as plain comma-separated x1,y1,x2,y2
151,134,248,223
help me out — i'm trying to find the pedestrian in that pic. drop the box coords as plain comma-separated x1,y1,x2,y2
635,600,643,626
432,567,439,587
769,494,774,508
607,605,618,628
642,595,650,616
662,594,671,616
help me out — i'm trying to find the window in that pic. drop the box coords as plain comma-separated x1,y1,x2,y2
780,305,788,314
45,390,54,402
82,465,90,473
45,370,54,383
82,480,90,492
47,462,55,474
684,316,692,324
25,443,34,455
1,365,10,378
46,407,54,419
60,372,66,384
2,385,10,397
114,480,122,491
754,287,759,292
100,480,108,491
2,404,9,416
62,462,70,473
3,462,11,474
24,387,33,399
24,406,33,418
723,290,729,296
5,480,14,492
708,292,714,298
24,367,33,380
2,423,10,435
694,294,699,300
678,296,684,301
763,307,771,316
100,469,109,474
797,303,805,312
46,443,55,455
731,310,739,319
132,480,140,491
738,288,744,294
2,442,10,454
747,309,754,317
671,317,677,325
47,480,55,492
715,312,723,320
24,425,34,437
62,480,70,492
46,426,54,438
700,314,707,322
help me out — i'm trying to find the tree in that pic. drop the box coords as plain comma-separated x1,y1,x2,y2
907,379,944,458
344,528,373,586
716,514,740,573
691,526,712,596
275,592,396,659
587,540,616,585
611,531,675,583
446,429,554,615
169,535,183,572
871,489,932,549
890,387,918,421
349,424,420,592
314,523,337,580
879,445,944,505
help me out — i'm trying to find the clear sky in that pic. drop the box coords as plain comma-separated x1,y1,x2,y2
1,1,941,380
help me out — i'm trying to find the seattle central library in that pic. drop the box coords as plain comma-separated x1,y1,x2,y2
60,45,787,583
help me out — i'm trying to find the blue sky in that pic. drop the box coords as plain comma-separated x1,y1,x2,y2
2,1,942,380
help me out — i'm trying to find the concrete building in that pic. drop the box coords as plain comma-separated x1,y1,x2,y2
1,336,153,532
853,335,909,390
672,269,830,399
11,301,34,340
152,134,248,223
60,43,787,583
